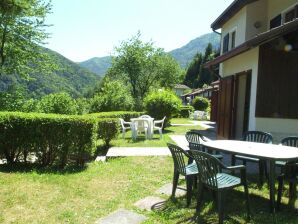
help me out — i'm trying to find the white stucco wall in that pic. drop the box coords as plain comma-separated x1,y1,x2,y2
220,47,259,132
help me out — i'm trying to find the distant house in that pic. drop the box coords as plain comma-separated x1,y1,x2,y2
205,0,298,141
173,84,190,97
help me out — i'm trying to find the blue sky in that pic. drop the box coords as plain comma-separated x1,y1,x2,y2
45,0,233,62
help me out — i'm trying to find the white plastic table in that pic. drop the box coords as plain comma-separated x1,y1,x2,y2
201,140,298,214
130,118,154,139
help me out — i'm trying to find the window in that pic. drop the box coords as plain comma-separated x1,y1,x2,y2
222,34,229,53
270,4,298,29
270,14,282,29
231,31,236,49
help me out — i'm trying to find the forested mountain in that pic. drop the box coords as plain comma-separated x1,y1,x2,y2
78,56,112,77
79,32,221,75
169,33,220,68
0,48,100,98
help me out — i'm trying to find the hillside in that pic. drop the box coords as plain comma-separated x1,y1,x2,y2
0,48,101,98
169,32,220,68
78,32,221,75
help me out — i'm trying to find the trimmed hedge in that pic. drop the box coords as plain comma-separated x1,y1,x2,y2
178,106,194,118
0,112,119,167
89,111,144,121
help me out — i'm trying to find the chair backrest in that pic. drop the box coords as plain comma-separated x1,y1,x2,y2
160,116,166,129
189,150,221,189
119,118,125,129
139,115,151,118
242,131,273,143
281,136,298,148
185,131,204,151
133,119,148,131
167,143,189,175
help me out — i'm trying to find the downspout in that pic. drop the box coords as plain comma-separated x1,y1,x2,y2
208,29,222,80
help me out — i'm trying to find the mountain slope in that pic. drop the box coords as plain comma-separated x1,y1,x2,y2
0,48,101,98
169,32,220,68
78,56,112,77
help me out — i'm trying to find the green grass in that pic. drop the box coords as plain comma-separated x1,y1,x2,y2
110,118,204,147
170,118,193,124
0,158,297,224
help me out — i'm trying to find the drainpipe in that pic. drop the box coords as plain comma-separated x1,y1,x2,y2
210,28,222,80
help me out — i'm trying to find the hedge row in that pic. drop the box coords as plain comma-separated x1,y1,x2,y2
89,111,144,121
0,112,119,167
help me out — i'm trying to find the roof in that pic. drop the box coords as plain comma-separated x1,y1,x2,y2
211,0,258,30
174,84,190,89
205,19,298,68
182,85,218,97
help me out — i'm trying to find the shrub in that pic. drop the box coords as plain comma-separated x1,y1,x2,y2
89,111,144,121
37,92,78,115
143,89,182,126
178,105,194,118
192,96,210,111
97,118,119,147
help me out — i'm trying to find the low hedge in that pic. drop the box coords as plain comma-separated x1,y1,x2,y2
0,112,119,167
178,106,194,118
89,111,144,121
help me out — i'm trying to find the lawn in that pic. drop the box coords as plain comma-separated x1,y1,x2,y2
110,118,204,147
0,157,297,224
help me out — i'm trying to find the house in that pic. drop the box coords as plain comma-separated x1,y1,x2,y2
205,0,298,141
173,84,190,98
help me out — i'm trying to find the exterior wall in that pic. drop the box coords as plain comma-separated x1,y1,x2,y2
267,0,298,23
256,118,298,143
246,0,268,40
221,7,247,52
174,89,184,97
220,47,259,132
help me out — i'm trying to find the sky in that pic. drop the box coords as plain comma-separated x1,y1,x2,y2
45,0,234,62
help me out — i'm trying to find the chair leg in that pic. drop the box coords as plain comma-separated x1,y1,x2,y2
277,175,284,210
259,161,264,186
186,176,193,207
196,182,204,213
172,171,179,199
217,191,224,224
159,129,162,139
122,129,125,139
288,182,296,206
244,182,251,219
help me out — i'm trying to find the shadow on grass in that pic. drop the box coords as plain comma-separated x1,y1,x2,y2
0,162,87,174
151,184,298,224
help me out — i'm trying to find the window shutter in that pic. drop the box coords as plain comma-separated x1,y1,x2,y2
222,34,229,53
270,14,281,29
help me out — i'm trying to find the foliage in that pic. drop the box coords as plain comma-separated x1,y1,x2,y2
177,105,194,118
0,85,27,111
37,92,78,114
79,56,112,76
143,89,182,126
0,0,53,77
183,43,218,88
89,111,143,122
97,118,119,147
106,32,183,110
192,96,210,111
89,79,134,112
75,98,90,115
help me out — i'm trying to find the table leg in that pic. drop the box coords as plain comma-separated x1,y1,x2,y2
269,160,276,214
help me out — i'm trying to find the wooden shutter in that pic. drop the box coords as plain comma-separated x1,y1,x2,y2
222,34,229,53
270,14,281,29
217,76,235,139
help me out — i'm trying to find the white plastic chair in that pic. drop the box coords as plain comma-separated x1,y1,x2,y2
139,115,151,118
153,116,166,138
119,118,131,139
131,119,149,140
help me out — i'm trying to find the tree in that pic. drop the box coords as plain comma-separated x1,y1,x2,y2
0,0,52,77
0,84,27,111
107,32,183,110
90,79,134,112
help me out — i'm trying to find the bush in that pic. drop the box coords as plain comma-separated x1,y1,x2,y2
192,96,210,111
89,111,144,121
178,105,194,118
0,112,120,167
143,89,182,126
37,92,78,115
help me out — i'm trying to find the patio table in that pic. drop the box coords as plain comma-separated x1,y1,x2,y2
201,140,298,214
130,117,154,139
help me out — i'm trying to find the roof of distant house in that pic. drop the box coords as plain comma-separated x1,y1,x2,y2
174,84,190,89
211,0,258,30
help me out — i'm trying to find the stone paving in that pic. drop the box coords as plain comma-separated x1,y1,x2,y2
106,147,170,157
95,209,147,224
134,196,166,211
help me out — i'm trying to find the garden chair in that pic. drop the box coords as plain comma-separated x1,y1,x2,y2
167,143,198,206
119,118,131,139
139,115,151,118
188,110,194,119
231,131,273,186
276,137,298,210
131,119,149,140
189,150,250,224
153,116,166,138
185,130,222,164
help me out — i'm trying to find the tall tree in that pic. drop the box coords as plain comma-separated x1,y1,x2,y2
107,32,183,110
0,0,52,77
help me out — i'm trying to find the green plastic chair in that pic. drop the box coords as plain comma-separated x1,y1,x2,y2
190,150,250,224
277,137,298,210
167,143,198,206
185,130,223,163
231,131,273,185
